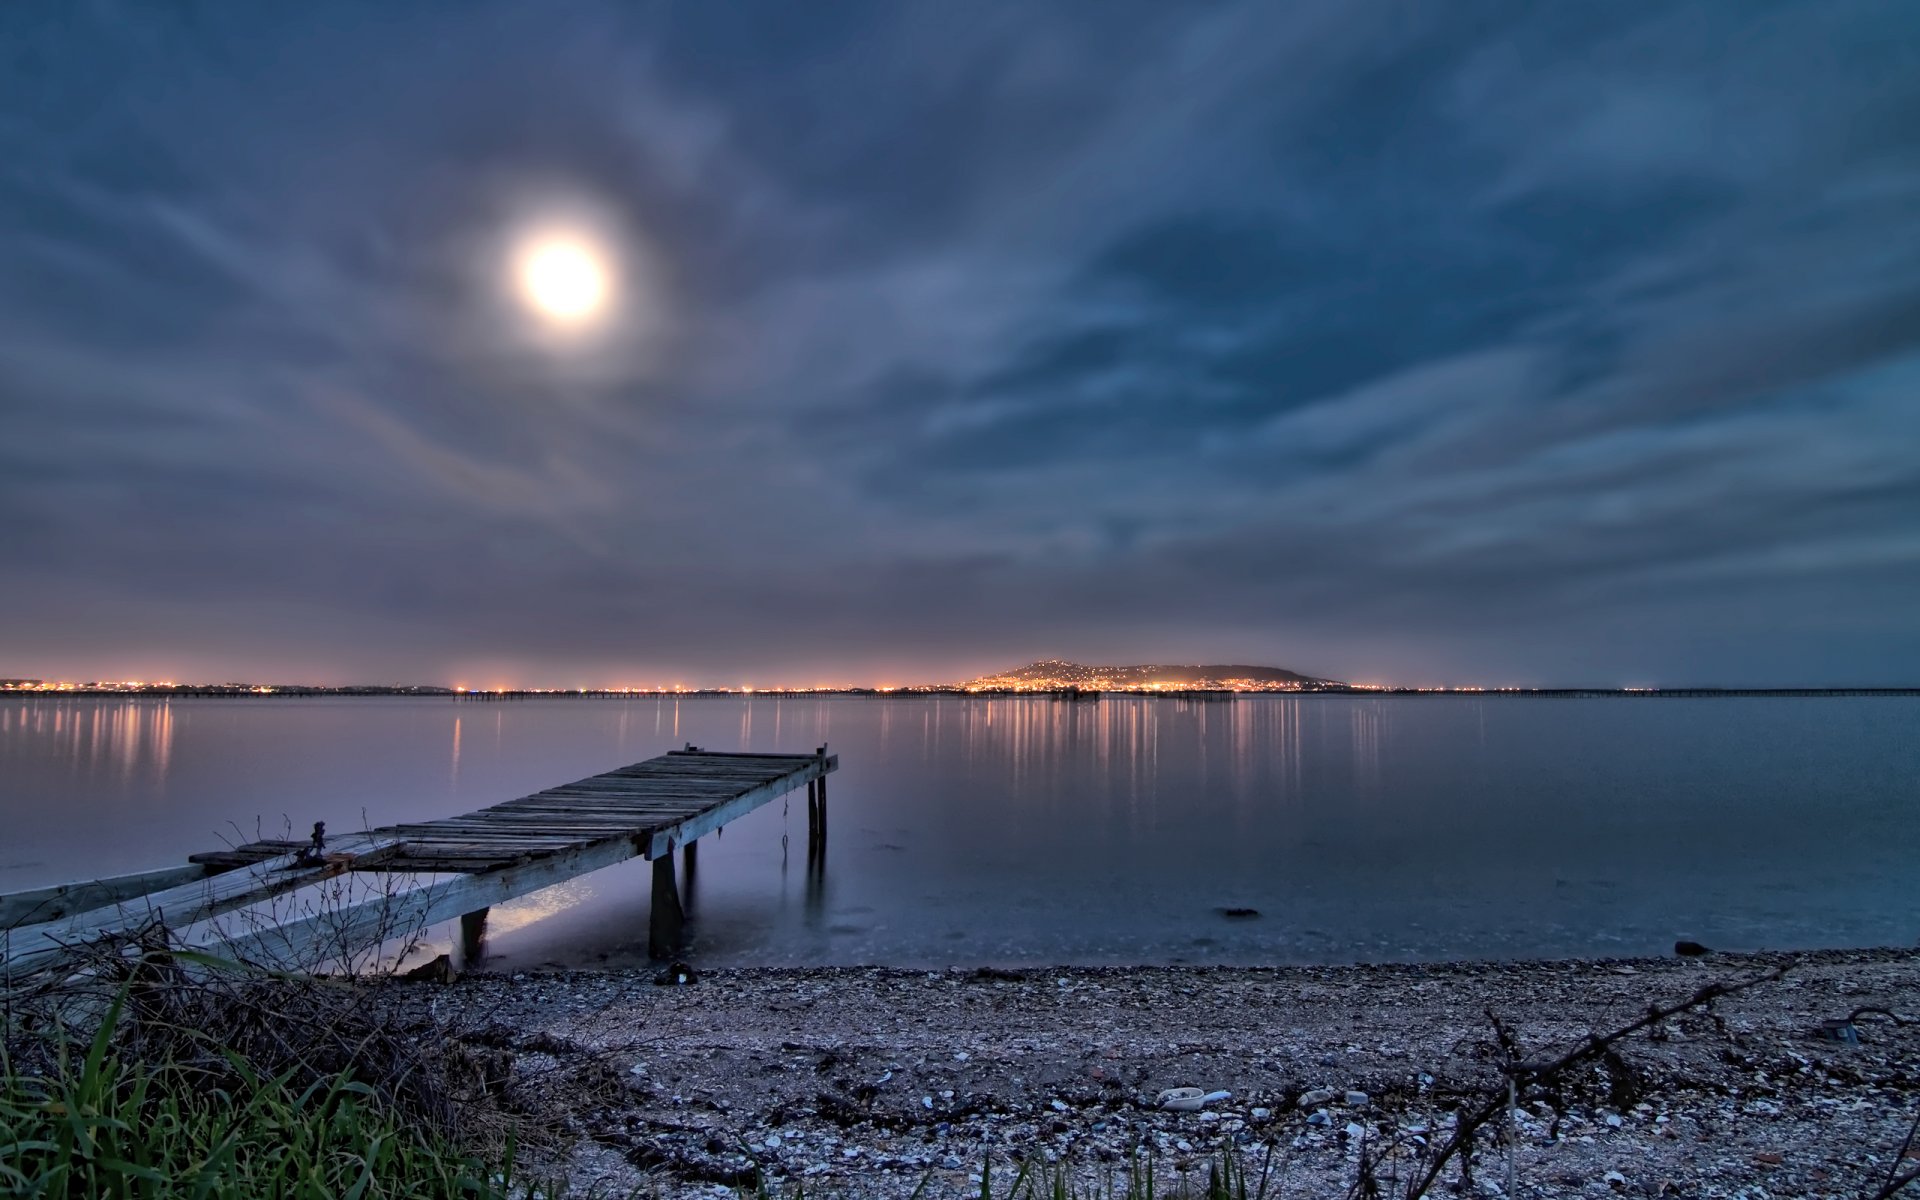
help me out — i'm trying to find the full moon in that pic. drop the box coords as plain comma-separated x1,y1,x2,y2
514,234,611,325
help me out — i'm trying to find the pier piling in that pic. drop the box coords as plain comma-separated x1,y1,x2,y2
459,907,489,963
650,849,685,959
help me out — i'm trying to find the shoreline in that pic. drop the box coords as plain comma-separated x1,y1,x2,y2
390,946,1920,1197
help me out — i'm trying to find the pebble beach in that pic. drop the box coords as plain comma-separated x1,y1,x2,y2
392,947,1920,1198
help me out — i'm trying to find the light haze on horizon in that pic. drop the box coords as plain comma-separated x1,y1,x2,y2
2,3,1918,688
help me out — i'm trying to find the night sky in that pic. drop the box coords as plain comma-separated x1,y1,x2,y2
3,3,1917,688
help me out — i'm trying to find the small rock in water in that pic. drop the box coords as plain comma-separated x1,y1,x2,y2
1674,939,1711,957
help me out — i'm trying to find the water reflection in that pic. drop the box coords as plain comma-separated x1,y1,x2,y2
3,695,1917,967
0,698,176,783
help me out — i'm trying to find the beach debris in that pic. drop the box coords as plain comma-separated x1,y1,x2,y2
1343,1090,1370,1107
653,961,698,986
1155,1087,1227,1111
1157,1087,1205,1111
1298,1087,1338,1107
1814,1018,1859,1043
1674,939,1711,957
1218,907,1260,919
1306,1110,1331,1126
293,820,327,866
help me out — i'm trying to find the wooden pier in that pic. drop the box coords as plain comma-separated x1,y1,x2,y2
0,746,836,978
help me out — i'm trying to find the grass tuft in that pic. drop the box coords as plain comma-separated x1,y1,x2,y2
1,980,557,1199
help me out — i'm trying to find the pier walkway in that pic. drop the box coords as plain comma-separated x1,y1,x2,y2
0,746,836,978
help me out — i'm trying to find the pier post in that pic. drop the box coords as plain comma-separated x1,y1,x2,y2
459,907,489,964
650,849,685,959
681,839,698,911
806,779,820,849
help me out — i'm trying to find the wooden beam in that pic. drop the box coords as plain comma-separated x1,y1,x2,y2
0,863,214,929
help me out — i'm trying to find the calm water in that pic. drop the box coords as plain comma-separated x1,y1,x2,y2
2,695,1915,968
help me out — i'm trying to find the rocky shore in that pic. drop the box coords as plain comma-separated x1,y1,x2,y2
392,949,1920,1198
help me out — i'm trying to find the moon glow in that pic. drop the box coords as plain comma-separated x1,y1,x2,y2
514,233,612,325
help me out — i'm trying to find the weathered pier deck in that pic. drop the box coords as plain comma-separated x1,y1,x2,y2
1,746,836,978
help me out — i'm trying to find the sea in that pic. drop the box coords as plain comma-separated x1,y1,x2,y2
2,694,1914,969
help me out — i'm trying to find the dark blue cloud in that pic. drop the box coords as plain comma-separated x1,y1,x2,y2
0,0,1916,685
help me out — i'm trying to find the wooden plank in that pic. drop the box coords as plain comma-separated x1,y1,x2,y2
191,840,305,862
412,813,684,828
2,835,406,976
524,780,772,796
485,796,718,810
0,864,215,929
664,748,821,756
387,822,645,838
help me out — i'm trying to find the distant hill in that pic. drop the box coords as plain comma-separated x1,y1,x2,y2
960,659,1342,689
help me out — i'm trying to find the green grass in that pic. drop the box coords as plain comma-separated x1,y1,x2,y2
738,1145,1285,1200
0,989,553,1199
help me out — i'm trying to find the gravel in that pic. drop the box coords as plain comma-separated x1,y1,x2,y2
388,948,1920,1198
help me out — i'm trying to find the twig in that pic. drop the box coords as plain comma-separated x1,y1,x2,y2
1868,1106,1920,1200
1402,963,1791,1199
